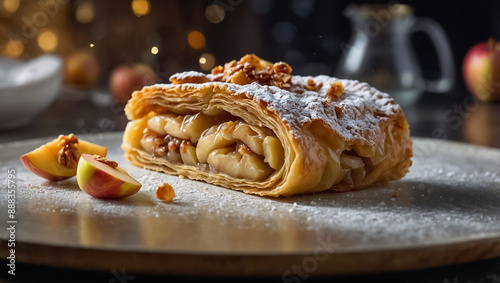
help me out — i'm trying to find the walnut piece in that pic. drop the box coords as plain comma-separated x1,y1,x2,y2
305,79,324,91
93,155,118,168
324,82,344,103
168,54,342,97
211,54,293,89
57,134,79,168
156,183,176,202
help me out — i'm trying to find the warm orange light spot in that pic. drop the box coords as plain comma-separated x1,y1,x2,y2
131,0,150,17
199,53,215,71
4,39,23,57
187,31,206,49
76,2,95,23
2,0,19,14
37,30,58,52
151,46,158,54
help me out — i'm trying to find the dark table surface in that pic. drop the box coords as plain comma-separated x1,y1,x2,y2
1,88,499,283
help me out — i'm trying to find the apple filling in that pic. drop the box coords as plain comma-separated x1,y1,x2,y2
140,113,285,181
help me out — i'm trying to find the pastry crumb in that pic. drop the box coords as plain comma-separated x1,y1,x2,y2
179,175,186,179
156,183,176,202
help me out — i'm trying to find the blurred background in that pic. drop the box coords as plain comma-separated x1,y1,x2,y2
0,0,499,147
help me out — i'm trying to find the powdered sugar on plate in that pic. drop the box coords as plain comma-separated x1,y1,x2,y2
0,134,499,254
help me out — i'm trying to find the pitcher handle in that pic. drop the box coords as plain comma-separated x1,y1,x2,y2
412,18,455,93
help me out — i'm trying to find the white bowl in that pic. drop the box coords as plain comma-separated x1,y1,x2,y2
0,55,63,130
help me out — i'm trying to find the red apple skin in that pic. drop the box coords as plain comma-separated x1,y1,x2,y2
20,155,70,181
19,136,107,181
64,51,100,89
110,64,157,104
463,39,500,102
77,155,141,199
78,166,125,199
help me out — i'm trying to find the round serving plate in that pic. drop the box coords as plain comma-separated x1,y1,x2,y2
1,133,499,276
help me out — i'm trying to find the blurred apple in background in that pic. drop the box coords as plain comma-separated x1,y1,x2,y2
63,51,100,89
463,38,500,102
110,64,158,104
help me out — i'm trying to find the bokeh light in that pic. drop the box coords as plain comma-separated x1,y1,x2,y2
90,43,94,47
199,53,215,71
76,2,95,23
37,29,58,52
272,21,296,44
131,0,150,17
187,31,206,49
151,46,159,54
4,39,23,57
2,0,19,14
205,4,225,24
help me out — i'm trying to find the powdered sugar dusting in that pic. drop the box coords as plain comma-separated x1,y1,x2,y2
148,72,401,144
1,134,499,254
169,71,207,81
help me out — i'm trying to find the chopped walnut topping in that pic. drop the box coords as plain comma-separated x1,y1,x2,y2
210,54,293,89
168,54,340,97
306,79,316,90
93,155,118,168
324,82,344,103
305,79,324,91
155,183,176,202
57,134,79,168
211,65,224,75
273,62,292,74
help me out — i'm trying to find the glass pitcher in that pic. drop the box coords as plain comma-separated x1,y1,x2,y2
335,4,455,106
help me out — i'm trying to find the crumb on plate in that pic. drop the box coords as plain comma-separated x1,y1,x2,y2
156,183,175,202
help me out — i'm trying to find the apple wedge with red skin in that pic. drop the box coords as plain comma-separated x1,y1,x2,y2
77,154,142,199
20,135,107,181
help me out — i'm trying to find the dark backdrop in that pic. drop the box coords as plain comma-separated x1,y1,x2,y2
196,0,495,96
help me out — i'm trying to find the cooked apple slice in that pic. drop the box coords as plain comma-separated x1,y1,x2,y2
179,140,198,166
20,134,107,181
207,146,274,181
77,154,142,199
262,136,284,170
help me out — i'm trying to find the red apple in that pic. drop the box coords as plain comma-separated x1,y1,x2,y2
109,64,157,104
463,38,500,102
76,154,142,199
20,134,107,181
64,51,100,89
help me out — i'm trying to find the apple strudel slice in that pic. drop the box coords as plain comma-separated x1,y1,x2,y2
122,54,412,197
